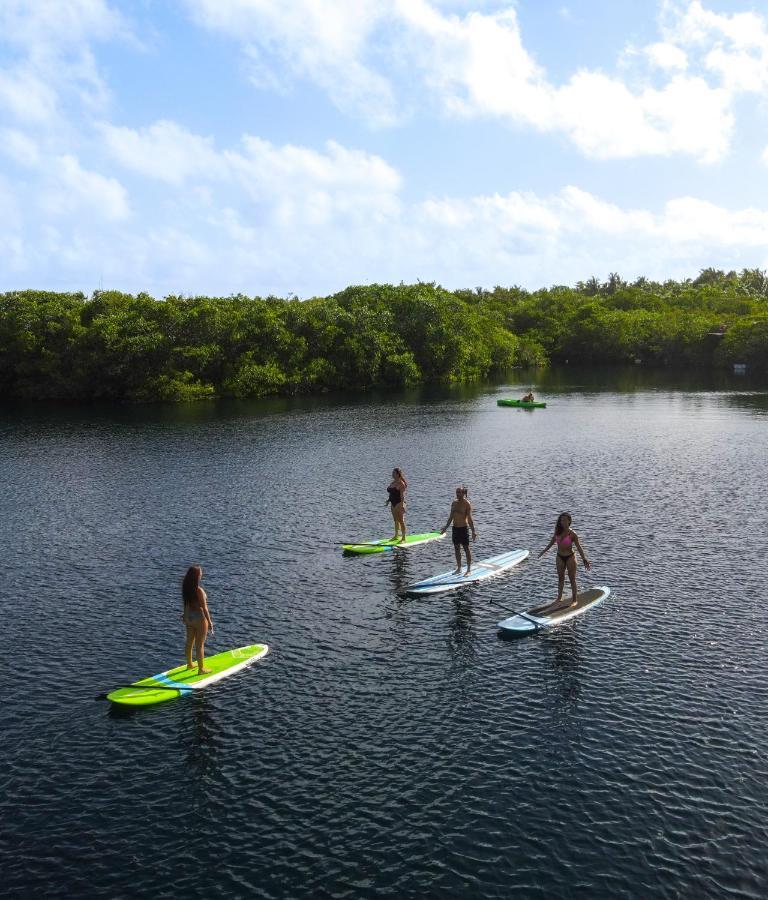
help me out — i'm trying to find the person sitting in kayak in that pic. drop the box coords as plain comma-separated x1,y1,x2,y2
522,391,535,402
538,512,590,610
182,565,214,674
440,486,477,575
386,467,408,542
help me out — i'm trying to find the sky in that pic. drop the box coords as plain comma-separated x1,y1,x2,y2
2,0,768,298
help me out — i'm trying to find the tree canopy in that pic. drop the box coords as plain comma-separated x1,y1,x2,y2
1,270,766,401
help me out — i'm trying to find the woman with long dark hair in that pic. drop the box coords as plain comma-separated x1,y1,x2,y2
182,565,214,674
538,512,591,610
386,467,408,542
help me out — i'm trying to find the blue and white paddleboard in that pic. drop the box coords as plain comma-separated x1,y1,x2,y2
404,549,529,595
497,585,611,635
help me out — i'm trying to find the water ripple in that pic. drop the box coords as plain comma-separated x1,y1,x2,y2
2,380,768,898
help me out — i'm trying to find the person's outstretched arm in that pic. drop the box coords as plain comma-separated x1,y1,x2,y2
466,504,477,541
200,590,215,632
440,504,455,533
573,532,591,570
538,533,556,558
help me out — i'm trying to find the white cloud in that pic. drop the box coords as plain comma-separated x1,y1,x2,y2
4,3,768,295
644,41,688,71
184,0,398,126
663,0,767,49
557,72,731,162
660,196,768,246
421,190,560,236
398,1,734,162
102,121,402,226
429,184,768,251
0,129,42,167
0,0,127,128
0,173,26,272
660,0,768,91
0,67,59,124
101,120,224,185
182,0,755,163
40,154,130,221
228,137,402,224
557,187,655,235
0,0,125,49
383,184,768,291
8,122,768,296
396,0,554,126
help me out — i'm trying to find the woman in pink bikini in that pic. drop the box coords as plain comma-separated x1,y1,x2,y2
538,512,591,610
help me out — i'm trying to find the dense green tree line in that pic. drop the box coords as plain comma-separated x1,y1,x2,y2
1,270,766,401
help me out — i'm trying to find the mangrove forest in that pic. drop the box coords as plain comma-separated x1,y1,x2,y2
1,269,767,401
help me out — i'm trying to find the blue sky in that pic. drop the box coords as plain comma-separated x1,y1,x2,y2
2,0,768,297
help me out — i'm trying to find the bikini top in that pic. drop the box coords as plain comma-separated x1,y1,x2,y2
555,531,573,548
388,486,402,504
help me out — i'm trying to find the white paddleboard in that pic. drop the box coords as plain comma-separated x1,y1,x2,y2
497,585,611,635
404,549,529,595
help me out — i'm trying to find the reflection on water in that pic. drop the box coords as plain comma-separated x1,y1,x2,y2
721,392,768,414
531,363,768,395
541,630,583,719
447,596,477,665
184,697,222,781
387,548,410,593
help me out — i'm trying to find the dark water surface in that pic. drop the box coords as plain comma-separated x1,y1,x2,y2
2,368,768,898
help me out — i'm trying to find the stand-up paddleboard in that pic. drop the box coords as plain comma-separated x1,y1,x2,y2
404,549,529,595
342,532,444,555
497,399,547,409
497,586,610,635
106,644,269,707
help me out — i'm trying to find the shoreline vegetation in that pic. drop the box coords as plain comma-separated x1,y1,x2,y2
2,269,767,402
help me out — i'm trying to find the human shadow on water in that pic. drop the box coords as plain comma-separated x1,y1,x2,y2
105,684,223,763
539,629,584,726
181,695,223,781
446,594,478,663
382,555,419,644
388,549,411,594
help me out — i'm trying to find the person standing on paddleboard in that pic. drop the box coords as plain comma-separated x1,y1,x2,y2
538,512,590,610
440,486,477,575
386,468,408,542
182,565,214,674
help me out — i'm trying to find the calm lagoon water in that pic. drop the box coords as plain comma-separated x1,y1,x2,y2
2,367,768,898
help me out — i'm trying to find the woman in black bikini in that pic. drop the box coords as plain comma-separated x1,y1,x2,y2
386,468,407,542
538,512,590,610
182,565,214,674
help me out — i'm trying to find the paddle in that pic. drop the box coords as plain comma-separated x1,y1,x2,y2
341,540,398,547
95,683,194,701
408,575,475,591
341,532,442,548
407,584,456,593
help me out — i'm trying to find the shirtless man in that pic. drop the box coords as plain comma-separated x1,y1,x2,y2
440,486,477,575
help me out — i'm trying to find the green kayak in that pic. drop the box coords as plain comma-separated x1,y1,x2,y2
342,532,445,555
497,398,547,408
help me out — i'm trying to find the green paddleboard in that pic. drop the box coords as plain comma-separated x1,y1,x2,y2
342,532,445,555
106,644,269,707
